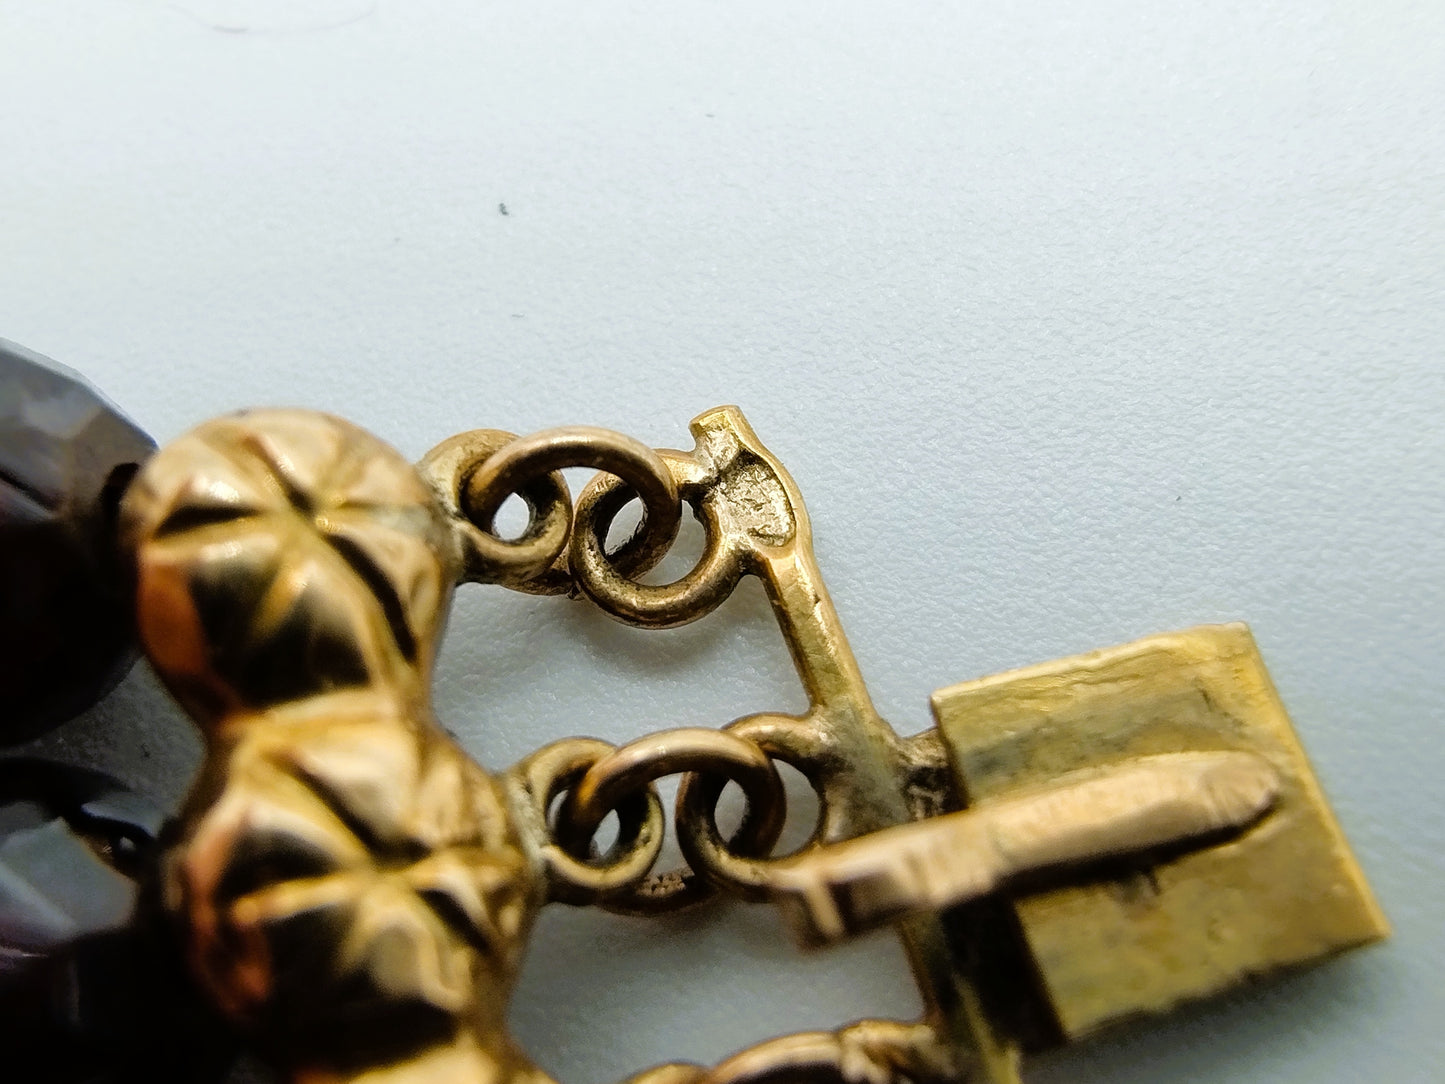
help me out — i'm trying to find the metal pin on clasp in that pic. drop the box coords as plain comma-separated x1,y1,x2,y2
766,750,1280,947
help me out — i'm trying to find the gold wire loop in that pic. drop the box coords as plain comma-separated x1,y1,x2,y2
512,738,666,906
416,429,574,591
675,714,831,900
555,728,788,914
571,453,748,629
688,1021,958,1084
466,426,682,585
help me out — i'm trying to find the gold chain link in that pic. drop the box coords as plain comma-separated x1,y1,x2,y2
422,424,830,914
418,423,687,596
511,727,814,915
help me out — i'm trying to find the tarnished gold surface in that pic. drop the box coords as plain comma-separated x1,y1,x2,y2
931,624,1390,1044
120,405,1386,1084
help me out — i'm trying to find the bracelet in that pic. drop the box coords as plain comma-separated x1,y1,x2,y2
0,337,1389,1084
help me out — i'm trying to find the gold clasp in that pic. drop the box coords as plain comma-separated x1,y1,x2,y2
540,408,1387,1079
119,404,1387,1084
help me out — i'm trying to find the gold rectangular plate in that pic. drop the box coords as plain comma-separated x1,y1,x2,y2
931,623,1388,1041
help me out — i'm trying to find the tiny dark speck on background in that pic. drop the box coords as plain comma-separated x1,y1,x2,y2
498,203,509,216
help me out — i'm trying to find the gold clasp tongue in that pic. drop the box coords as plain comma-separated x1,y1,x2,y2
768,625,1388,1053
767,748,1281,946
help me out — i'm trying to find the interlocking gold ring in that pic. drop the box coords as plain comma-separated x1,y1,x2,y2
416,429,573,591
676,714,830,900
513,738,666,906
570,453,747,629
466,426,682,586
555,728,787,914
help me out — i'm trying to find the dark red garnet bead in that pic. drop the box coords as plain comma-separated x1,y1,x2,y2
0,339,155,739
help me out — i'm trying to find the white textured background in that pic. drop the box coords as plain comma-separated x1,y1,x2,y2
2,2,1442,1081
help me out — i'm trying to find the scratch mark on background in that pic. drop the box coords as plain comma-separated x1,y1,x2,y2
168,1,377,36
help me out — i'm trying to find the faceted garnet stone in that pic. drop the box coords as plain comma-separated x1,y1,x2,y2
0,759,236,1081
0,340,155,738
